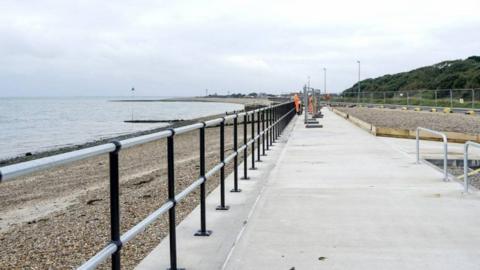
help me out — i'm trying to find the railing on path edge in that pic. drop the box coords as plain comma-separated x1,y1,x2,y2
464,141,480,192
0,101,296,270
416,127,448,181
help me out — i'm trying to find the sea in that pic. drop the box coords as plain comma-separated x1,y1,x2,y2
0,97,244,160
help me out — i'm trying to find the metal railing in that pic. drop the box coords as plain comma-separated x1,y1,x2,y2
463,141,480,192
330,88,480,110
0,101,297,270
416,127,448,181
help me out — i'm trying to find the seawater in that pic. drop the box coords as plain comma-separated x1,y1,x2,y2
0,97,244,160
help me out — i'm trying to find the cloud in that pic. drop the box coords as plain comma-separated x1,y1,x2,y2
0,0,479,96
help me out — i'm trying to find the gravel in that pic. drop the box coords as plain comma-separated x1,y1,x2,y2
0,122,257,269
336,107,480,134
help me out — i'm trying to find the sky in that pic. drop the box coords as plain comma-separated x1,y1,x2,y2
1,0,479,97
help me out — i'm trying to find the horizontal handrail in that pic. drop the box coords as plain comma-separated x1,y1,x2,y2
416,127,448,181
0,102,290,182
0,143,117,181
0,101,297,270
78,200,175,270
463,141,480,192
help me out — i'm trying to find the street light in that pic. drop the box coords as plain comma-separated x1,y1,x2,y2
357,60,361,104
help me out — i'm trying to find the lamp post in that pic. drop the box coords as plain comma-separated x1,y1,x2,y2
357,60,361,104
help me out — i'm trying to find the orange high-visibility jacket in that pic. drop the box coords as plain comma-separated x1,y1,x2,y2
294,94,300,112
308,96,314,113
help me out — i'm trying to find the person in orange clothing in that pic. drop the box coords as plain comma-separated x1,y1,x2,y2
308,94,314,113
293,93,301,114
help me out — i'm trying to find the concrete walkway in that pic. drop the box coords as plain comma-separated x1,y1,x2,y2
138,109,480,270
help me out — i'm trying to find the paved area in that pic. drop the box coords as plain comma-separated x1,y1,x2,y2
138,109,480,270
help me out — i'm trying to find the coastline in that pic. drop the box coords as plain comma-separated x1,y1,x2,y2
0,97,273,167
0,109,261,269
0,97,283,268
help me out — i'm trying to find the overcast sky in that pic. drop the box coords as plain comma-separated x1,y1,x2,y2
1,0,479,96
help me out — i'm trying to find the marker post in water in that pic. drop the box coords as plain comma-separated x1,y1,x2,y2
131,87,135,121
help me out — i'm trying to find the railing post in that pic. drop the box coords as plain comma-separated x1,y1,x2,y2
464,143,470,193
231,115,241,192
265,108,272,150
109,142,122,270
275,107,279,139
270,107,274,145
216,118,229,210
262,109,266,155
272,107,276,143
250,112,256,170
195,124,211,236
167,132,182,270
242,114,249,180
443,136,448,181
416,129,420,164
257,110,261,162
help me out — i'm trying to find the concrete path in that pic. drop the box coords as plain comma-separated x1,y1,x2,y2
137,108,480,270
224,109,480,270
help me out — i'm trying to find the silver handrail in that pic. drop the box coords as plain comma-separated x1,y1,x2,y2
0,100,296,270
0,102,288,183
416,127,448,181
463,141,480,192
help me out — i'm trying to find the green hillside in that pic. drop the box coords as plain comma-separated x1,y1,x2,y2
343,56,480,94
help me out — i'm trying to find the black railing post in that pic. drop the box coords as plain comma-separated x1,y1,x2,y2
250,112,256,170
109,142,121,270
241,114,249,180
167,131,182,270
231,114,241,192
195,124,211,236
216,118,229,210
278,106,282,136
270,107,274,146
272,107,277,143
280,105,284,134
278,106,281,137
265,108,270,150
262,109,266,156
257,110,261,162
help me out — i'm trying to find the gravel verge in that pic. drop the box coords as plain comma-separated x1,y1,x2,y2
336,107,480,134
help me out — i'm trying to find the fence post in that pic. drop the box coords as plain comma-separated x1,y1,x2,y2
242,114,249,180
450,89,453,108
250,112,256,170
472,89,475,109
231,115,241,192
217,118,229,210
435,90,438,107
109,142,121,270
257,110,261,162
167,132,181,270
195,124,212,236
262,109,266,156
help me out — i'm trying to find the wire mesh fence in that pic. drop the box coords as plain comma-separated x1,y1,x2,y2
330,89,480,109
